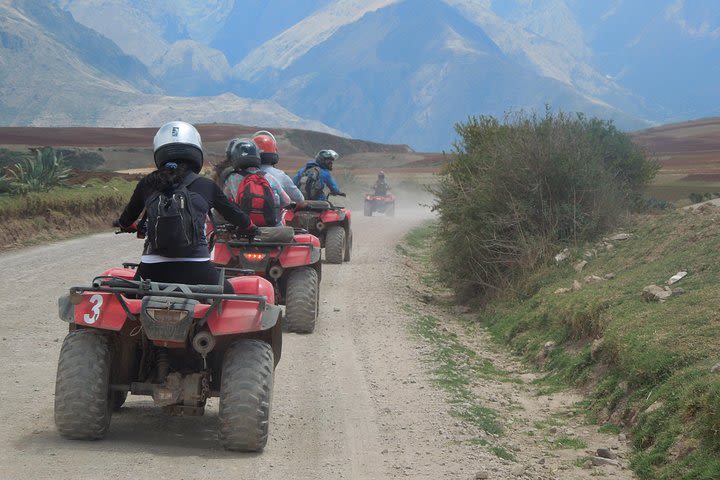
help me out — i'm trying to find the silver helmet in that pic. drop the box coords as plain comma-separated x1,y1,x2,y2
153,121,204,173
315,149,339,170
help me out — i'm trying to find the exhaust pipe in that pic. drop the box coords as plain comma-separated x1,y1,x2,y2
269,265,284,279
316,221,325,231
192,331,216,355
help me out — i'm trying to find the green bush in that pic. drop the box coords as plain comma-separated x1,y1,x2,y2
432,109,658,300
1,147,72,193
57,148,105,170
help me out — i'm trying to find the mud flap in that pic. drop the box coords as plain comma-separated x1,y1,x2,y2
260,304,282,330
58,294,74,322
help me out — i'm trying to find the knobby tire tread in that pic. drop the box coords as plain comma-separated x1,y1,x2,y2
54,329,112,440
218,339,274,452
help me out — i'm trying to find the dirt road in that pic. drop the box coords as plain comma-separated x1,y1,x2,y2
0,207,634,479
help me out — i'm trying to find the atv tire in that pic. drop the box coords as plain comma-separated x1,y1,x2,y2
364,201,372,217
54,329,112,440
284,267,319,333
219,339,274,452
325,226,345,264
386,202,395,217
344,229,352,262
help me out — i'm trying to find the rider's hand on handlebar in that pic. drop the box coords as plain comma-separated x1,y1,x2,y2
113,220,138,233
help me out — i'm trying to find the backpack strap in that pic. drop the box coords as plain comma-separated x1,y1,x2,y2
179,172,199,188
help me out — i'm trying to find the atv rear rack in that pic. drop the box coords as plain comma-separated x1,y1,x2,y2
66,276,272,326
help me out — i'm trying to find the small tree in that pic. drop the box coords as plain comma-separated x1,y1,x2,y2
432,109,659,300
3,147,72,193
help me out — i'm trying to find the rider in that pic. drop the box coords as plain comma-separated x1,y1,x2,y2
253,130,305,203
114,121,255,288
219,138,290,226
293,149,346,201
373,171,390,196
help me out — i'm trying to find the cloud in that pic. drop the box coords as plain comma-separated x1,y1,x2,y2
665,0,720,39
600,0,624,21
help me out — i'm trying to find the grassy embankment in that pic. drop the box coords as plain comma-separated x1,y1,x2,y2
0,178,134,250
401,210,720,479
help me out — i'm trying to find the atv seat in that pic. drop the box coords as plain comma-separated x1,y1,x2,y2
298,200,331,211
255,226,295,243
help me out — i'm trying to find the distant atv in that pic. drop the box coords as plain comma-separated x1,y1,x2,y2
210,225,322,333
55,259,281,452
284,193,352,264
364,192,395,217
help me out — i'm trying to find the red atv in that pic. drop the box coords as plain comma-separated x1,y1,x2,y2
210,225,322,333
54,263,281,452
283,193,353,264
364,192,396,217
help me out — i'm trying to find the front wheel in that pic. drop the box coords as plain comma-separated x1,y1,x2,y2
284,267,319,333
324,226,345,264
54,329,112,440
219,339,274,452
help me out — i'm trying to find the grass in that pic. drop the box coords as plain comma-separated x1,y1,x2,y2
549,436,587,450
402,209,720,479
444,208,720,479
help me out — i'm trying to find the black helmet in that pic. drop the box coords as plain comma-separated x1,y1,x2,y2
315,149,339,170
153,121,204,173
229,139,261,170
225,137,241,161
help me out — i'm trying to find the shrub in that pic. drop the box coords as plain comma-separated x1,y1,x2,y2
57,148,105,170
432,109,659,300
2,147,72,193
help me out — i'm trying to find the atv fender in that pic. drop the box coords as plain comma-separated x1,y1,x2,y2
65,292,141,331
205,276,279,336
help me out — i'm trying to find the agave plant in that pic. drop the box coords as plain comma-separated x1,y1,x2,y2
5,147,72,193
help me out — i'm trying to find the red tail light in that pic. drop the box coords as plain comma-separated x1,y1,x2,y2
243,252,267,262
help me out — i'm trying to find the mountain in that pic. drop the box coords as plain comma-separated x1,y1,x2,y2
235,0,650,149
0,0,342,134
16,0,720,150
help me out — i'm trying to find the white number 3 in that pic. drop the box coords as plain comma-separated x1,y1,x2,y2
83,294,104,324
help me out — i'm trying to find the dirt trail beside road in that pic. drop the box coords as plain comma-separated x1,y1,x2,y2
0,207,634,479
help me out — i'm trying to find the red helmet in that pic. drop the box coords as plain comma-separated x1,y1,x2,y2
253,130,279,165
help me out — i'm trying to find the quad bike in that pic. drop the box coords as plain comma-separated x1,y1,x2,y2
364,191,395,217
210,224,322,334
283,193,353,264
54,231,282,452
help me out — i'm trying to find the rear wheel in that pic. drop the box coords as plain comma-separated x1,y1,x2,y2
219,339,274,452
325,226,345,264
386,202,395,217
284,267,319,333
54,329,112,440
364,201,372,216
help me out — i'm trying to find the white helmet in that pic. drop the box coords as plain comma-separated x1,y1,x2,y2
153,121,204,173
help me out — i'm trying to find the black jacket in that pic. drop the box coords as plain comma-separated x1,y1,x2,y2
119,174,252,258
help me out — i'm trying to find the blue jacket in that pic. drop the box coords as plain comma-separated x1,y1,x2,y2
293,161,341,200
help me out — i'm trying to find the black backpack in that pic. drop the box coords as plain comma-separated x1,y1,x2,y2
145,173,202,257
297,165,323,200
